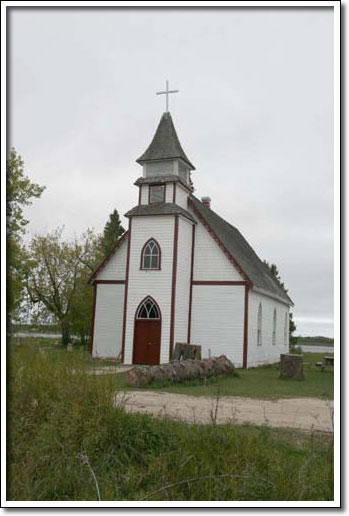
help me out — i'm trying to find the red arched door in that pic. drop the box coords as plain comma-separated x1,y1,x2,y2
133,297,161,365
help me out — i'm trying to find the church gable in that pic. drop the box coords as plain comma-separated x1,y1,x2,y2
90,232,128,282
192,218,244,281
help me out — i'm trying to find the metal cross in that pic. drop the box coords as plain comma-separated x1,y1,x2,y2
156,80,179,112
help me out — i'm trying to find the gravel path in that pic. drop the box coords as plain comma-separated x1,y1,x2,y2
116,391,334,432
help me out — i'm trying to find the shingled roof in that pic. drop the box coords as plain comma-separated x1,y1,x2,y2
136,112,195,170
125,203,196,223
134,174,194,192
189,196,293,306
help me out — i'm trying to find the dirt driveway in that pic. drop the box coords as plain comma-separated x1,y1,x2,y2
116,391,334,432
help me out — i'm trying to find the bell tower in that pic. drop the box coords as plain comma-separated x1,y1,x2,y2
122,98,196,364
133,110,195,208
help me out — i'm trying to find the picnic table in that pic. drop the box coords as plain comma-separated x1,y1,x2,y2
323,356,334,366
316,355,334,372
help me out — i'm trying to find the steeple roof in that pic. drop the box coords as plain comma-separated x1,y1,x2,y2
136,112,195,170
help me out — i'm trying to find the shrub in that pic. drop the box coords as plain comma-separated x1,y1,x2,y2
290,346,303,355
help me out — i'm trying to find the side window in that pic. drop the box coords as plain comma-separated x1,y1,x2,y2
257,303,262,346
284,312,288,346
272,308,277,345
141,239,161,270
149,185,165,204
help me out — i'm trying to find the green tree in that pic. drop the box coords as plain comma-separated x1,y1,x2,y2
6,148,45,320
289,312,298,348
263,260,288,293
69,230,103,345
100,209,125,256
24,228,101,346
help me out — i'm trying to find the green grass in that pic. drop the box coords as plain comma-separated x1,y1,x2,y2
10,338,333,400
7,342,333,501
296,336,334,346
7,336,119,367
115,352,333,400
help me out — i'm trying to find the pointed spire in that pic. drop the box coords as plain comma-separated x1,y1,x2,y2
136,112,195,170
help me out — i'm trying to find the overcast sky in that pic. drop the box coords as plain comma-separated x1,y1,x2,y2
8,7,334,337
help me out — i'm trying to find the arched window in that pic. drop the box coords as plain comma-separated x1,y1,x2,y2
136,297,161,319
257,303,262,346
284,312,288,346
141,239,161,270
272,308,277,345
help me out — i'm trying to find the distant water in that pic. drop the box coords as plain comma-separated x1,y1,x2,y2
300,345,334,354
8,334,334,353
9,332,73,339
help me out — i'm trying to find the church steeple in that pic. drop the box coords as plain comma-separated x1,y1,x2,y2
136,112,195,170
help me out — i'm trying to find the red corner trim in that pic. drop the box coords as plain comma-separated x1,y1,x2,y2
169,215,179,361
121,219,132,363
95,280,126,284
243,284,249,368
192,281,247,286
90,283,97,355
187,224,195,343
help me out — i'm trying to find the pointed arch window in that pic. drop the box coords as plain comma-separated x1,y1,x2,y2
257,303,262,346
272,308,277,345
136,297,161,319
141,239,161,270
284,312,288,346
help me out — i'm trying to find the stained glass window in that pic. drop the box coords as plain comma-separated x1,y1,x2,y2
136,297,160,319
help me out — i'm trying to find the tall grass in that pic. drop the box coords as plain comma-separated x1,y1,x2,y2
7,343,333,501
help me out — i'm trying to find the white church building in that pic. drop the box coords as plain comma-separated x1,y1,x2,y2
89,108,293,368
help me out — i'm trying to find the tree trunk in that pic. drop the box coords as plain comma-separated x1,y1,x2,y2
126,355,235,387
60,320,70,347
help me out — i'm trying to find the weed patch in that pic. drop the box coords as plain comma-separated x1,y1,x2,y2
7,343,334,501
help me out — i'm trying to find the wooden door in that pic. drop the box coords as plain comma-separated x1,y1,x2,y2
133,319,161,365
133,297,161,365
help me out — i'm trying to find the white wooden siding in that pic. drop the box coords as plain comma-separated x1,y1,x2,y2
93,284,125,358
166,183,174,203
175,183,189,210
190,285,245,366
140,185,149,205
247,290,289,367
174,217,193,345
145,160,174,177
193,220,243,281
124,215,175,364
179,162,189,183
96,236,128,281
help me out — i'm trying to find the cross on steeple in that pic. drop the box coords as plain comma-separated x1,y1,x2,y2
156,80,179,112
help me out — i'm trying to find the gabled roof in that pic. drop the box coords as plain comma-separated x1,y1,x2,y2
88,231,128,285
189,196,293,306
136,112,195,170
